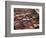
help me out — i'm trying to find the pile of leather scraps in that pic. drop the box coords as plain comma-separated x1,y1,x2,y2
14,8,39,30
